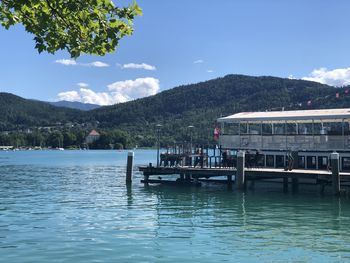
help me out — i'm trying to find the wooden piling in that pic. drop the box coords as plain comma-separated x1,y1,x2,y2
331,152,340,196
283,177,289,193
292,178,299,193
249,180,255,190
227,175,233,189
180,173,184,181
236,151,245,190
126,151,134,184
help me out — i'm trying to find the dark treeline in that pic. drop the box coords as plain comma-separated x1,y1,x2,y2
0,128,131,149
2,75,350,148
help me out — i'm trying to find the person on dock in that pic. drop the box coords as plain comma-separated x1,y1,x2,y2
194,148,201,167
285,151,294,171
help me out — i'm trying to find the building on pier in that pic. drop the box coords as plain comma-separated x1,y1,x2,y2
218,108,350,171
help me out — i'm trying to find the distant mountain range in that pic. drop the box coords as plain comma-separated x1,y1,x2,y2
1,74,349,144
48,100,101,111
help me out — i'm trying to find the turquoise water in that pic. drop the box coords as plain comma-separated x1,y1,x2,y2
1,150,350,262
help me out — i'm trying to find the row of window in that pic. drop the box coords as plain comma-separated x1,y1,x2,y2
251,154,350,171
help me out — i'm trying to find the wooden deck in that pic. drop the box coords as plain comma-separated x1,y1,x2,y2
138,165,350,192
139,166,350,180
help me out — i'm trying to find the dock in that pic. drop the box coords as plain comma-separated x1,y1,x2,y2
137,151,350,195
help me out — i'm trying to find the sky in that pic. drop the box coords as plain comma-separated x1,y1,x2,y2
1,0,350,105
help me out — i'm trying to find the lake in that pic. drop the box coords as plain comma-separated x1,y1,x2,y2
1,150,350,262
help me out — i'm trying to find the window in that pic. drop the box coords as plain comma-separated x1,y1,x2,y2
318,156,328,170
276,155,285,168
298,156,305,169
307,156,316,169
342,157,350,171
266,155,274,167
256,154,265,167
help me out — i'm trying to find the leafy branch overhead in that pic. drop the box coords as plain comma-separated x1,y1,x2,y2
0,0,142,58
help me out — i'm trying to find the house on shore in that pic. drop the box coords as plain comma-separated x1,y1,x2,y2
85,130,100,144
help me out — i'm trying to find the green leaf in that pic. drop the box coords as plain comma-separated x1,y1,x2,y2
0,0,142,57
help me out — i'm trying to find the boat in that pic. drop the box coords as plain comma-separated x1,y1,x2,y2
217,108,350,171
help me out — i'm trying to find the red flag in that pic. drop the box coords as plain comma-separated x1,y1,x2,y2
214,127,220,140
336,92,339,98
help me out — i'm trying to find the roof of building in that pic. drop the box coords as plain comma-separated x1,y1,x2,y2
88,129,100,136
218,108,350,123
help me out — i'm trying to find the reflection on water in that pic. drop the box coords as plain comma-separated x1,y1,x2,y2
0,150,350,262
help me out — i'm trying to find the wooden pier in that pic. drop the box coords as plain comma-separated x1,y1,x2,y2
138,152,350,195
139,165,350,193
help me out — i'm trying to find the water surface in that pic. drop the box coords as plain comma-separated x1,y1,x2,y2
0,150,350,262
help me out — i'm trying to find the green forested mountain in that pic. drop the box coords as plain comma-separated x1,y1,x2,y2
0,93,87,130
1,75,350,147
89,75,350,145
49,100,101,111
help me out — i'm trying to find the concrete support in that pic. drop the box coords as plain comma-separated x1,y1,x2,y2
283,177,289,193
292,178,299,193
331,152,340,196
143,175,149,185
236,151,246,190
319,182,326,195
249,180,255,190
227,175,233,189
180,173,184,181
126,151,134,184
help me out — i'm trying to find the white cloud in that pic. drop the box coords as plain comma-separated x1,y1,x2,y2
77,82,89,88
58,88,116,105
194,59,204,64
121,63,156,71
83,61,109,67
207,69,214,73
57,77,160,106
107,77,160,102
57,90,81,102
55,59,77,66
302,67,350,86
54,59,109,67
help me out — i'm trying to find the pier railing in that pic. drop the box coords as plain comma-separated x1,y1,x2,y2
220,135,349,151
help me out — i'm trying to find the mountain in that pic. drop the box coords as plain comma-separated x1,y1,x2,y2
89,75,348,144
1,75,350,146
49,100,101,111
0,93,86,131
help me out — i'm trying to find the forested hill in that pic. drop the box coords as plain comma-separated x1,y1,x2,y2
89,75,348,143
2,75,350,146
49,100,101,111
0,93,86,131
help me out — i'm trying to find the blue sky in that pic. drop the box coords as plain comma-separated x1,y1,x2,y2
1,0,350,105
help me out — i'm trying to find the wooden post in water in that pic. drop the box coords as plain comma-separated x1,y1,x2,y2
227,175,233,189
331,152,340,196
283,177,289,193
126,151,134,184
292,178,299,193
200,145,204,168
236,151,246,190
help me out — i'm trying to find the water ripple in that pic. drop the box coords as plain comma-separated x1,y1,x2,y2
1,151,350,262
